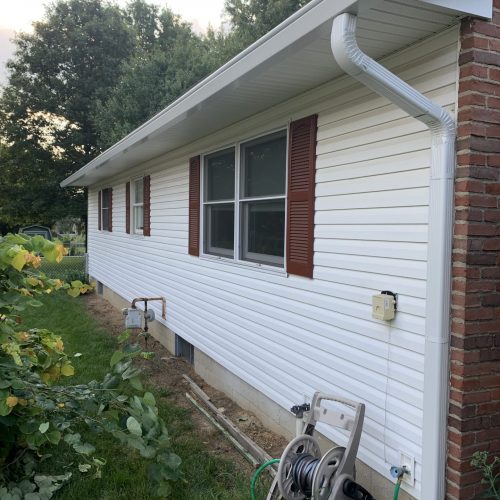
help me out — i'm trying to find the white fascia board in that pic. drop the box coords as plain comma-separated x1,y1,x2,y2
419,0,492,19
61,0,357,187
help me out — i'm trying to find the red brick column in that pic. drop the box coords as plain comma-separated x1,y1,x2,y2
448,5,500,499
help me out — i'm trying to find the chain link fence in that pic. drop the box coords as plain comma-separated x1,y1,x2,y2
40,255,88,282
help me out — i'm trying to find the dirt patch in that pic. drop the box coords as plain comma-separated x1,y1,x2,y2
83,293,288,474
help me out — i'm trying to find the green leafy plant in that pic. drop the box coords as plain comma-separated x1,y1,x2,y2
471,451,500,499
0,234,181,498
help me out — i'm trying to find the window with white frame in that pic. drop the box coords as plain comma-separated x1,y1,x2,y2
132,178,144,233
202,130,287,267
100,188,111,231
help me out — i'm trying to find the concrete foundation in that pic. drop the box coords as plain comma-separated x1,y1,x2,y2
97,281,415,500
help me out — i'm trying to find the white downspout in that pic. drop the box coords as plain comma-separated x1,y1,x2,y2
331,13,455,500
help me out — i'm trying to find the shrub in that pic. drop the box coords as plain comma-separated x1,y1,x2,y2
0,234,181,498
471,451,500,499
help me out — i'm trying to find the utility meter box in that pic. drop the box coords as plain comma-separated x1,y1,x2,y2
372,293,396,321
123,308,142,329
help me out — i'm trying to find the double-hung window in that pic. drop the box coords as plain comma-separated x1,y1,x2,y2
202,130,287,267
133,178,144,234
100,188,112,231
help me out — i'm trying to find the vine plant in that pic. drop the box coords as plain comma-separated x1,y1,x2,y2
471,451,500,500
0,234,181,498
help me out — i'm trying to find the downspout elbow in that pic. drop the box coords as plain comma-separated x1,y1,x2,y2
331,13,455,154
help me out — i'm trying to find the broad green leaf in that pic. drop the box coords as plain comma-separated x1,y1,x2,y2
39,422,49,434
129,375,143,391
0,399,12,416
0,379,12,389
143,392,156,407
139,445,156,459
24,494,41,500
126,416,142,436
123,343,142,355
110,350,125,367
46,430,61,444
102,375,120,389
67,287,80,298
60,363,75,377
19,420,38,434
163,452,182,470
73,442,96,455
117,330,131,343
26,299,43,308
10,249,28,271
122,365,141,380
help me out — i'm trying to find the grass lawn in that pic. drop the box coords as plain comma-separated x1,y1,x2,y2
21,292,266,499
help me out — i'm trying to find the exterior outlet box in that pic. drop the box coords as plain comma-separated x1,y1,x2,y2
124,308,142,329
372,293,396,321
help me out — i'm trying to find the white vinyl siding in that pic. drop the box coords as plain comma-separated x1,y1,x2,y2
87,27,459,499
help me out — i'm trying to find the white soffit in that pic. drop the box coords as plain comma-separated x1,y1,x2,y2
62,0,488,187
419,0,492,19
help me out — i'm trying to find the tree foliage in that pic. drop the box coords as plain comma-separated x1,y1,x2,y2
0,0,307,230
93,2,219,149
222,0,309,55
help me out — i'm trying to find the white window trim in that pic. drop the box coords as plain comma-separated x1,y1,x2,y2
131,177,144,235
100,188,111,232
200,127,288,270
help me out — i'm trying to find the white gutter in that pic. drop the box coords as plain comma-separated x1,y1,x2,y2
331,13,455,500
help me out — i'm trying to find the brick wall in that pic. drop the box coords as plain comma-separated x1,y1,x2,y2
448,3,500,499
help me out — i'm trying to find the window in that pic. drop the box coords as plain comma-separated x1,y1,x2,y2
126,176,150,236
203,148,235,257
202,130,287,267
190,114,317,278
100,188,112,231
132,178,144,234
240,132,286,266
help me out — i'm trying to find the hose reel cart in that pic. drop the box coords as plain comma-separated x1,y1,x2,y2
266,392,375,500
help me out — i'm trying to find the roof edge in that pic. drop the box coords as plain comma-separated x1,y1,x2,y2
62,0,345,187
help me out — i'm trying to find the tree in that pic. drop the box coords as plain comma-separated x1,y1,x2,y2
1,0,134,161
0,0,308,229
221,0,309,57
0,0,135,228
93,2,220,149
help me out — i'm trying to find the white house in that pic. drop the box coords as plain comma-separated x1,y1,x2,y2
63,1,499,499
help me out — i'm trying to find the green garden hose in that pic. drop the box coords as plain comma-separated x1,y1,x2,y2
251,458,280,500
393,477,403,500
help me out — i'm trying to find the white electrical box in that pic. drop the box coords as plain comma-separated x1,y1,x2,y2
372,293,396,321
123,308,142,329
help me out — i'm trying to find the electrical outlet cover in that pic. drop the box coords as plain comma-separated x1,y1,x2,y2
399,451,415,486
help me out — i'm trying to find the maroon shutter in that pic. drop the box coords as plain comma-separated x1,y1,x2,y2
286,114,317,278
188,156,201,256
143,175,151,236
125,182,130,234
108,188,113,232
98,190,102,230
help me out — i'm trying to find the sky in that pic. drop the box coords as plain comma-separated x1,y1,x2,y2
0,0,227,85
